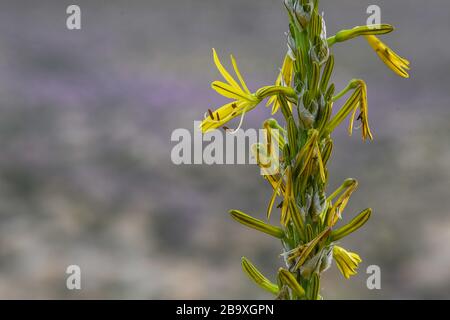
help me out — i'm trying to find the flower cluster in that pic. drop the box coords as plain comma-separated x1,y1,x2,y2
199,0,409,299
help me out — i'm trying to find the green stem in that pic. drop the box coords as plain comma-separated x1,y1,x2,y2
332,79,359,102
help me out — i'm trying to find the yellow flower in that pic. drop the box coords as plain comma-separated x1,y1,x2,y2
333,245,362,279
327,79,373,141
267,54,294,114
349,80,372,141
365,35,410,78
200,49,261,133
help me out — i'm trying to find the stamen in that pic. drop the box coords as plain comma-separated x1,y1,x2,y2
208,109,215,120
227,107,248,134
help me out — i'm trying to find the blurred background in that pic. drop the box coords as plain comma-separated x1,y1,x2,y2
0,0,449,299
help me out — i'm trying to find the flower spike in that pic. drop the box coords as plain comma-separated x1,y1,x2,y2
199,1,410,299
201,49,297,133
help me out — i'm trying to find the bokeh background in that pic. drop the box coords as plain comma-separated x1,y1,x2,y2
0,0,449,299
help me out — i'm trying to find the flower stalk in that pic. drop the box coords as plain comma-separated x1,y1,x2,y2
199,0,409,299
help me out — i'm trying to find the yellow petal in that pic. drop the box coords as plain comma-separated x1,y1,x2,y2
231,55,251,94
200,100,257,133
212,48,242,89
211,81,249,101
200,101,240,133
281,55,294,86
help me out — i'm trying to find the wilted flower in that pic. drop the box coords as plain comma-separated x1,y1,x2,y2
200,49,260,133
267,54,294,114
